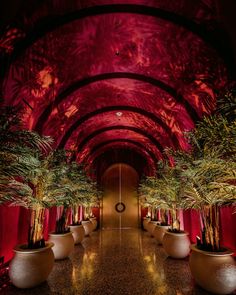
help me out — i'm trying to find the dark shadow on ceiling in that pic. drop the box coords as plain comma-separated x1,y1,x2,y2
83,138,158,164
9,4,234,76
91,147,151,182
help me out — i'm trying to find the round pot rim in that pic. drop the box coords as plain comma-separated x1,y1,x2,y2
81,220,91,223
69,224,83,228
49,231,72,237
150,221,159,224
156,224,170,228
190,244,234,256
13,242,54,254
89,217,96,220
143,217,151,220
164,230,189,236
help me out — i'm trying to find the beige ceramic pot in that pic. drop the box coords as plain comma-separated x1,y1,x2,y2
189,245,236,294
48,232,74,260
82,220,93,236
143,217,151,231
9,242,54,288
89,217,98,231
69,224,85,244
153,225,170,244
146,221,159,236
163,231,190,259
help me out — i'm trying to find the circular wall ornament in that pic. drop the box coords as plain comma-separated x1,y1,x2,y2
115,202,126,213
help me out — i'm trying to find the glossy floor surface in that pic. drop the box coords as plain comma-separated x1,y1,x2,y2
3,229,232,295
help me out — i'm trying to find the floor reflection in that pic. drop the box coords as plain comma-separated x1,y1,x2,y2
3,229,229,294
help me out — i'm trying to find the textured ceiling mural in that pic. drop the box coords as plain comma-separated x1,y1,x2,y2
0,0,234,177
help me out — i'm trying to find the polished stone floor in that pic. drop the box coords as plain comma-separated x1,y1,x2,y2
2,229,234,295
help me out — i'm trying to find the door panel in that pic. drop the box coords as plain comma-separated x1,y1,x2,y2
101,163,139,229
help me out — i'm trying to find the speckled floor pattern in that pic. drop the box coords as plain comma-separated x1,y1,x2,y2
3,229,234,295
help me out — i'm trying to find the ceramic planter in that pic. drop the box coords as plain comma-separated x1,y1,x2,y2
153,225,170,244
189,245,236,294
9,242,54,288
142,217,151,231
69,224,85,244
146,221,159,236
82,220,93,236
163,231,190,259
89,217,98,231
48,232,74,260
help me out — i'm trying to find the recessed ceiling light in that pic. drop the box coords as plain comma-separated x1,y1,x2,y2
116,112,123,117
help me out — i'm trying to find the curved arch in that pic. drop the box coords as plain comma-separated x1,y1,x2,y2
57,105,179,149
91,147,154,178
84,138,158,164
88,144,154,177
36,72,198,133
11,4,233,73
76,125,165,157
87,141,154,166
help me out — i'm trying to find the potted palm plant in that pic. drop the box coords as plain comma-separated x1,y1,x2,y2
0,105,55,288
89,195,100,231
139,196,151,231
155,163,190,259
4,148,75,262
139,164,190,258
138,180,165,237
69,203,85,244
81,186,99,236
172,113,236,294
46,150,75,259
66,162,89,244
48,159,98,246
9,151,76,278
71,166,100,235
48,204,74,260
153,208,170,244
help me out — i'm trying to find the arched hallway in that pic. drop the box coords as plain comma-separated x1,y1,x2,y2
0,1,236,294
4,229,213,295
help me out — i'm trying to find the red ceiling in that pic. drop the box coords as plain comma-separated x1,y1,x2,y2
0,0,233,177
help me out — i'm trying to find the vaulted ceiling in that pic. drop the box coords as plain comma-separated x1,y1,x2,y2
0,0,235,179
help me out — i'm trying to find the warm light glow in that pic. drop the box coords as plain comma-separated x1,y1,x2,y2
80,252,97,279
116,112,123,117
143,253,166,286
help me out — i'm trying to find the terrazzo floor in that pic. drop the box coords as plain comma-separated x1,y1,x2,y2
2,229,234,295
